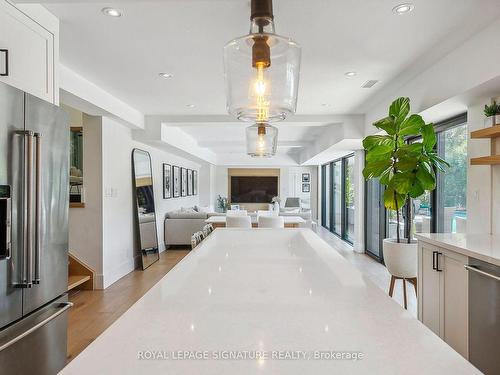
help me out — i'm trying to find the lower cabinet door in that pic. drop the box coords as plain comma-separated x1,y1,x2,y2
442,251,468,358
419,244,441,336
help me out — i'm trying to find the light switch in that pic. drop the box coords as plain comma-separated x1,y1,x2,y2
473,190,479,201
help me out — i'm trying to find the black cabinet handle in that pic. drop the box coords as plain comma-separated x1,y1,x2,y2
436,252,443,272
432,251,437,270
0,49,8,77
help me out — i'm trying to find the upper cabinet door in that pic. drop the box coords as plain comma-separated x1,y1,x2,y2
0,1,55,103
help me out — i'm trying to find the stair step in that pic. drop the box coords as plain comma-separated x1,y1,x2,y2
68,275,91,291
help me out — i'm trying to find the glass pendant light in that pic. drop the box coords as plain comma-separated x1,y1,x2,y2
246,123,278,157
224,0,301,123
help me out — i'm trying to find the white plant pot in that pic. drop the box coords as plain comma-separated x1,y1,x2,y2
383,238,417,279
484,115,497,128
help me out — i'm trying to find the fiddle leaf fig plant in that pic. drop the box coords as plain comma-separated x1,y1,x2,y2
363,97,449,244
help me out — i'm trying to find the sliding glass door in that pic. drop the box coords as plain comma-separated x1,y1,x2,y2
365,178,383,259
321,154,355,244
321,164,331,230
332,161,342,235
344,155,355,243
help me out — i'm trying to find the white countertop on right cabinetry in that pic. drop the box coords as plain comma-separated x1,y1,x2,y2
415,233,500,266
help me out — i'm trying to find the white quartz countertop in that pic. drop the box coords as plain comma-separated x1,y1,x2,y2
61,229,478,374
415,232,500,266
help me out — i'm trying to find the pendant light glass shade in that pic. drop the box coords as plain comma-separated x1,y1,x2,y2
246,123,278,157
224,1,301,123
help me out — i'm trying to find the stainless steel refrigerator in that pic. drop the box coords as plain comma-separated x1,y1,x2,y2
0,81,71,374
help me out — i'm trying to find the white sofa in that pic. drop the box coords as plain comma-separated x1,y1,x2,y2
164,208,222,247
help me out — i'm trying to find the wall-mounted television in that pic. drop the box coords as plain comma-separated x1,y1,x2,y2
230,176,278,203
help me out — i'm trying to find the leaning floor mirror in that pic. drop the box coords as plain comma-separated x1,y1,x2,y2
132,149,160,270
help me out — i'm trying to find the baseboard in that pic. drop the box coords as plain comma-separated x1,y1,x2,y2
94,274,104,290
102,257,136,289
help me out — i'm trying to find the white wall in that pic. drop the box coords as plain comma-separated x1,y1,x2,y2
67,111,205,289
466,97,499,234
364,17,500,135
213,165,318,220
101,117,202,288
68,110,103,285
198,163,216,209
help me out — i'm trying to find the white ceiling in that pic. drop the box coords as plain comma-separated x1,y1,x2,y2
23,0,500,163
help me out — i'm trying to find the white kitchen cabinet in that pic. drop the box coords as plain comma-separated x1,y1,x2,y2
419,243,441,335
441,250,468,358
0,1,56,103
418,241,468,359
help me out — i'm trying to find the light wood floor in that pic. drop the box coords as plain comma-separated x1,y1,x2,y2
66,249,190,362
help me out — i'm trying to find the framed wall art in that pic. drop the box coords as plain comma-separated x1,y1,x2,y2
172,165,180,198
163,163,172,199
187,169,193,196
181,167,187,197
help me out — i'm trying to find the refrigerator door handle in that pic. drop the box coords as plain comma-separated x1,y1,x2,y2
33,132,41,284
13,130,34,288
0,302,73,352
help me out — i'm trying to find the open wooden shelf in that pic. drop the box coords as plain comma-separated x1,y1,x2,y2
68,275,91,291
68,252,94,290
471,124,500,139
470,155,500,165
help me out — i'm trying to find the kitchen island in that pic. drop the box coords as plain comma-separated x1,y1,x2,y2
61,229,479,374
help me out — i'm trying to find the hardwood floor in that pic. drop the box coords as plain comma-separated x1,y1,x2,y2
66,248,190,362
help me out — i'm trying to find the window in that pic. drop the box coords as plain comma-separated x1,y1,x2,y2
344,155,355,243
321,164,330,229
436,122,468,233
332,161,342,235
321,154,355,244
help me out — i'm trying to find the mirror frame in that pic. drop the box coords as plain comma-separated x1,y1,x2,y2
70,126,85,208
132,148,160,270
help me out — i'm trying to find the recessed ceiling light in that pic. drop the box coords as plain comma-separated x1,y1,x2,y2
392,3,414,15
344,71,357,77
159,73,173,79
101,7,122,17
186,104,196,108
